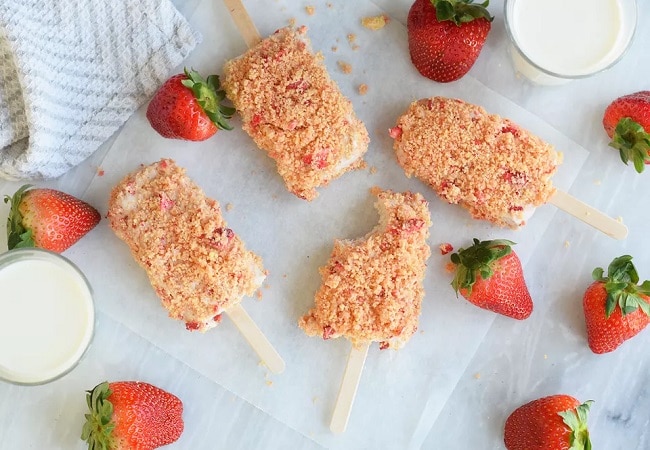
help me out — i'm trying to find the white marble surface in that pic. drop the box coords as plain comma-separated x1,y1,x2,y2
1,1,649,449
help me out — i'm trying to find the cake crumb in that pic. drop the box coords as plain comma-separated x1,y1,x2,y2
312,396,319,404
617,216,624,223
97,167,105,176
369,165,378,174
256,290,263,300
445,262,456,273
361,14,390,30
439,243,453,255
347,33,356,44
358,83,369,95
283,273,287,278
266,380,273,386
544,354,548,359
327,2,333,8
564,240,570,248
331,45,338,52
352,44,360,51
338,61,352,74
305,5,315,15
226,202,233,211
473,373,481,380
288,17,296,27
594,179,602,186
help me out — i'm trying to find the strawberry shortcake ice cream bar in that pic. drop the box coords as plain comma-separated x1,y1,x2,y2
222,26,369,201
299,188,431,349
107,159,266,331
391,97,562,228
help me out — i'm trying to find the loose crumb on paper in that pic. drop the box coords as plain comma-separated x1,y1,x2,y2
225,202,233,212
544,354,548,360
617,216,624,223
312,396,319,404
473,373,481,380
361,14,390,30
331,45,338,52
288,17,296,27
338,61,352,74
439,243,454,255
358,83,369,95
347,33,356,44
266,380,273,387
564,240,570,248
305,5,315,15
256,290,263,300
594,179,602,186
97,167,105,176
327,3,333,8
445,262,456,273
369,165,378,174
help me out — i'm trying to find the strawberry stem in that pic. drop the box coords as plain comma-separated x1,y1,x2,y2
431,0,493,25
609,117,650,173
181,67,235,131
450,238,514,296
592,255,650,318
3,184,35,250
81,382,116,450
557,400,594,450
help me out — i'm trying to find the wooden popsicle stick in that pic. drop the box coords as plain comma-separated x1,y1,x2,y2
226,303,285,374
330,342,370,434
550,190,628,240
223,0,262,48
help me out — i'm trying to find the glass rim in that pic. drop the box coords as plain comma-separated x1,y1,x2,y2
503,0,638,80
0,248,95,386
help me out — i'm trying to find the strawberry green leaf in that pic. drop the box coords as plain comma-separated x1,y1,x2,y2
609,117,650,173
4,184,35,250
82,381,117,450
558,400,593,450
431,0,493,26
182,67,235,131
450,238,514,296
593,255,650,319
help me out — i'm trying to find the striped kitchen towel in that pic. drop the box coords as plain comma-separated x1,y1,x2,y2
0,0,200,180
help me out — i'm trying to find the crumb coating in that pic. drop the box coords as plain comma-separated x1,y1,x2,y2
392,97,561,228
107,159,265,331
223,26,369,200
299,188,431,349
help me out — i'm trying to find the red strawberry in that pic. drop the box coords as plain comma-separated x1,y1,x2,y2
4,185,100,253
407,0,493,82
504,395,593,450
602,91,650,173
583,255,650,354
450,238,532,319
81,381,184,450
146,67,235,141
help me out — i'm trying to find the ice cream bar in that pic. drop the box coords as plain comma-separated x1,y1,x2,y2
223,26,369,201
107,159,266,331
299,188,431,349
391,97,561,228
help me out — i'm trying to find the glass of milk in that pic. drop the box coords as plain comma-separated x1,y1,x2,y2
504,0,637,85
0,248,95,385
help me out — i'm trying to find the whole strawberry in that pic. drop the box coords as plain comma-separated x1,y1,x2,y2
583,255,650,354
4,185,100,253
81,381,184,450
407,0,493,82
146,67,235,141
602,91,650,173
504,395,593,450
450,238,532,319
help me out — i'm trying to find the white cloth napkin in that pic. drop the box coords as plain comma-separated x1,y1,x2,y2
0,0,200,180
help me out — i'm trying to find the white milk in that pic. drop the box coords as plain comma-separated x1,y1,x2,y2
0,250,94,384
507,0,632,85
